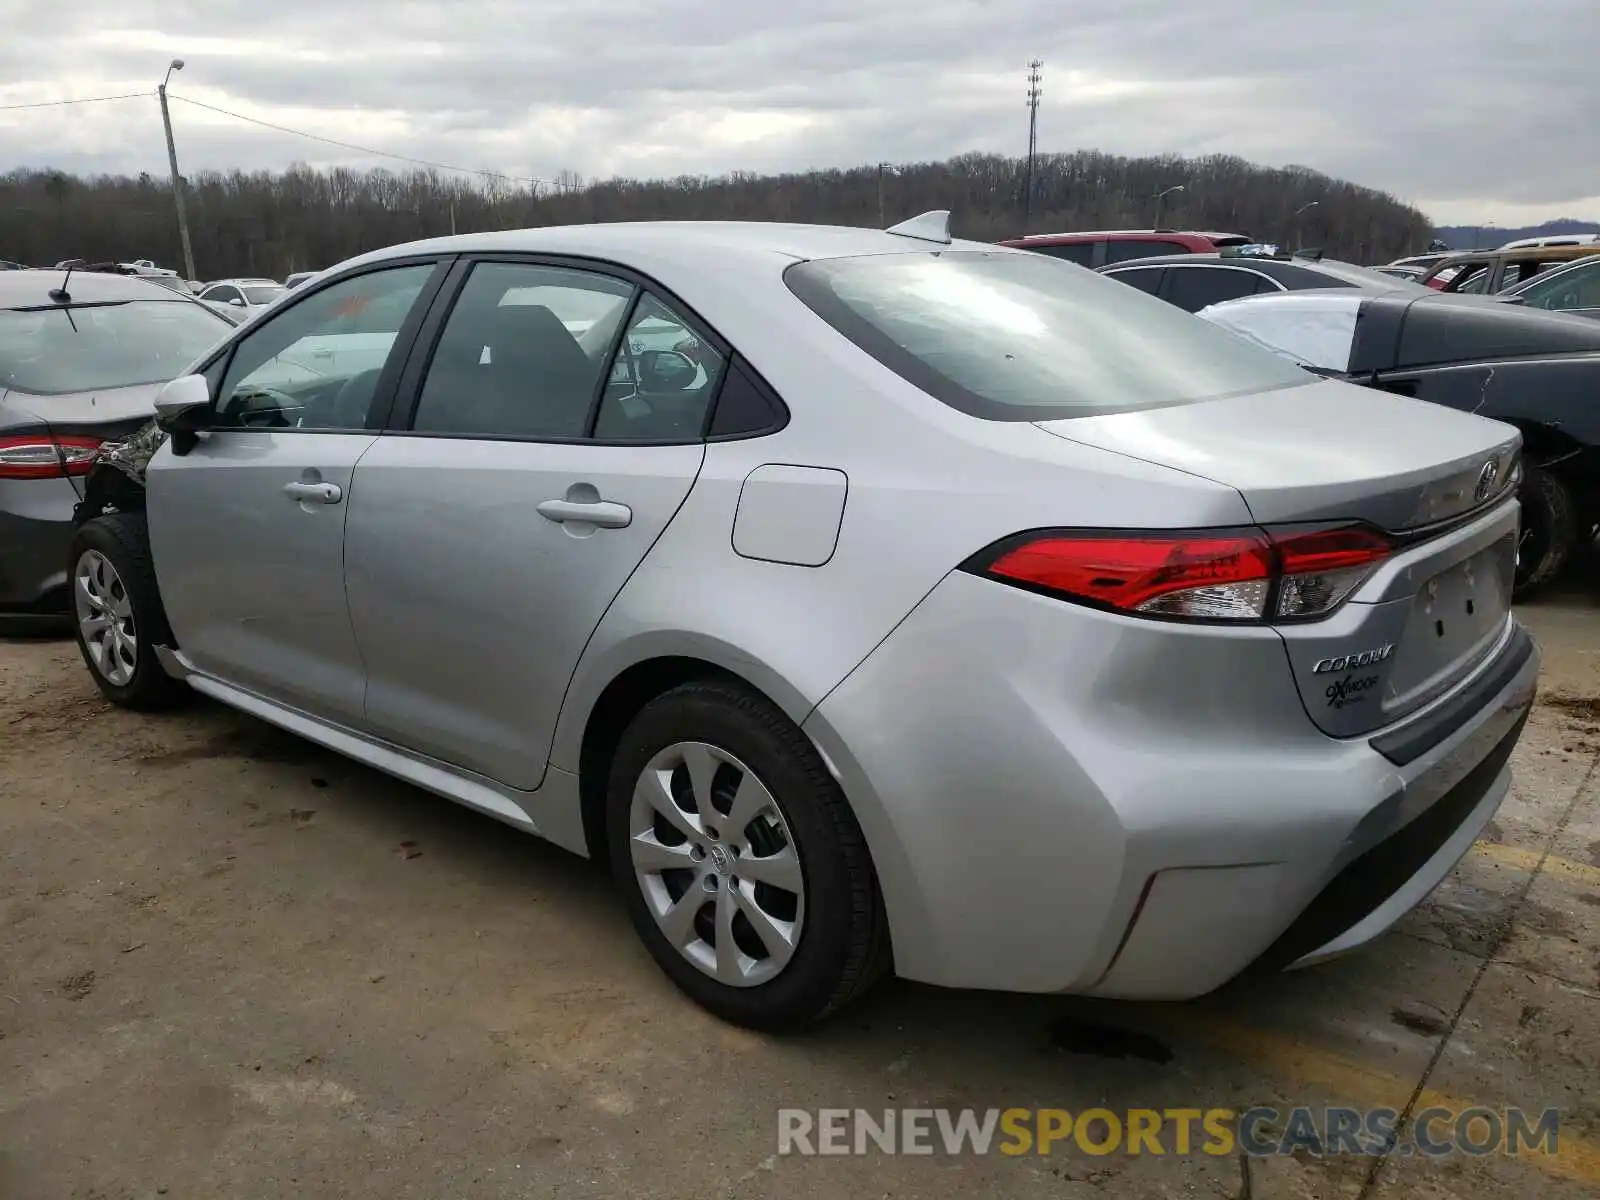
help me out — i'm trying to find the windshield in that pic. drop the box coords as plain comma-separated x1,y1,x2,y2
784,250,1312,420
1505,255,1600,305
0,300,230,395
244,285,288,305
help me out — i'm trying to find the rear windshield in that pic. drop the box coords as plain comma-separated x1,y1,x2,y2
0,300,230,395
784,250,1312,419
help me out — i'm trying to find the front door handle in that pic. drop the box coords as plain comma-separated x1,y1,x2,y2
536,498,632,529
283,480,343,504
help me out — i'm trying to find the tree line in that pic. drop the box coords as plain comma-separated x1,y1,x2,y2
0,149,1433,280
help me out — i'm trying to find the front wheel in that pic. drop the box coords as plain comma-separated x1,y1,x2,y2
607,680,890,1031
68,513,188,710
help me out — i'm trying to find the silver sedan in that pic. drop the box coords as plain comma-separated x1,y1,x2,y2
66,215,1537,1029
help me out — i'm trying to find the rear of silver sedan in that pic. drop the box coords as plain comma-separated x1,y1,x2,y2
787,248,1537,1000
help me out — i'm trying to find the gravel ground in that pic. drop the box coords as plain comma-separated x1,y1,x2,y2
2,579,1598,1199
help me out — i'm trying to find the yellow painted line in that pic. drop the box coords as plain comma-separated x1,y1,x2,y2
1146,1014,1600,1184
1470,841,1600,888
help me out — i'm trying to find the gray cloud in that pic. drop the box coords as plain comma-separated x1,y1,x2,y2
1,0,1596,223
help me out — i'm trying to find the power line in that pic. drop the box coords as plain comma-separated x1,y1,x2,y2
0,90,151,113
167,93,554,188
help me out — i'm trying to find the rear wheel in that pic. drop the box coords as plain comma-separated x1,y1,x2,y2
1514,466,1578,598
69,514,187,710
607,680,889,1031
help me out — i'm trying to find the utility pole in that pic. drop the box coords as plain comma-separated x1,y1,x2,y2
877,162,886,226
1023,60,1042,229
157,58,197,281
1152,184,1185,229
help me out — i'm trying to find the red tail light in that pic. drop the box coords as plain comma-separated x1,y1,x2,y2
0,434,103,480
965,524,1393,623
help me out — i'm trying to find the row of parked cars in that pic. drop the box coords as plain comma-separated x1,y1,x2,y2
994,226,1600,593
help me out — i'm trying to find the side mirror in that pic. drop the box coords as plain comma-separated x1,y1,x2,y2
1498,294,1526,305
228,296,246,307
637,349,697,391
154,374,213,454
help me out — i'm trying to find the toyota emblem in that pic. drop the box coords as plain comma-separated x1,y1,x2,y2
1474,458,1499,503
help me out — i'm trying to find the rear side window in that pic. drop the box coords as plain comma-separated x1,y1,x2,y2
1104,239,1191,263
784,250,1312,420
1163,267,1267,312
1106,266,1165,295
1028,242,1096,266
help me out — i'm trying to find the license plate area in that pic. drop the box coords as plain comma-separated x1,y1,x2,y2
1384,533,1515,716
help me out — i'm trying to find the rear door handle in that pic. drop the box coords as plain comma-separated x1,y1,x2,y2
536,498,632,529
282,481,343,504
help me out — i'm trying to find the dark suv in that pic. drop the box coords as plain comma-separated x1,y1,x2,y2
996,229,1253,267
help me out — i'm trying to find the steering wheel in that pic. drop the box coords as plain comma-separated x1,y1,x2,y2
328,369,383,428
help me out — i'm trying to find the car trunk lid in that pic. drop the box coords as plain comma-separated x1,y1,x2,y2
4,382,167,499
1035,377,1523,736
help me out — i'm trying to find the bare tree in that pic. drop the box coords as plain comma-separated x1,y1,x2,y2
0,150,1431,278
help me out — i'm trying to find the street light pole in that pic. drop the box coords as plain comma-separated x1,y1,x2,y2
1152,184,1185,228
1292,201,1319,250
158,58,197,281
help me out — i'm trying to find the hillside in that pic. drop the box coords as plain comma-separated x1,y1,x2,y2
1434,219,1600,250
0,150,1433,278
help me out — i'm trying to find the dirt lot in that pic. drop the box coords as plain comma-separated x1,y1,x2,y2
3,583,1599,1200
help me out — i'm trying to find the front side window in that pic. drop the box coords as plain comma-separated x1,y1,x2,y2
206,285,242,304
214,263,437,430
411,262,634,439
0,300,232,396
786,250,1312,420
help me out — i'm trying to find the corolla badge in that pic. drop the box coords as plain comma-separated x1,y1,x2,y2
1313,644,1395,674
1474,458,1499,503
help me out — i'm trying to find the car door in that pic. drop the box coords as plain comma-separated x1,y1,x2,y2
344,259,723,789
146,259,447,724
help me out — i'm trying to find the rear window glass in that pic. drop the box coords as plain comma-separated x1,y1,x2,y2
784,250,1312,420
0,300,230,396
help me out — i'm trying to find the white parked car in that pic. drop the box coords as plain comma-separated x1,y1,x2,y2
197,278,288,317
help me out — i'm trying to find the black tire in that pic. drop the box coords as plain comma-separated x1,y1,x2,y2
606,679,890,1032
67,513,188,710
1514,466,1578,598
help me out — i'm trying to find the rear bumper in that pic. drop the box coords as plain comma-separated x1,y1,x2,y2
0,476,78,611
804,570,1539,998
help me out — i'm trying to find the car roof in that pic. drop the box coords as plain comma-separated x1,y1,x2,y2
208,277,281,286
0,268,201,308
336,220,1010,278
1011,229,1242,241
1433,245,1600,266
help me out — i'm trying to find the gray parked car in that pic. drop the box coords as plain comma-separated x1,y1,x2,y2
0,270,234,622
67,216,1537,1029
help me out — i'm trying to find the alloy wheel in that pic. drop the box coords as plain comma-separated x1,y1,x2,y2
628,741,805,988
75,549,138,686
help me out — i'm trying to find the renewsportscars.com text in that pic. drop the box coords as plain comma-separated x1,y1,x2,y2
776,1106,1561,1158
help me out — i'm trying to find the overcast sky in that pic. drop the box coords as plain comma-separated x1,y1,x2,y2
2,0,1596,227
